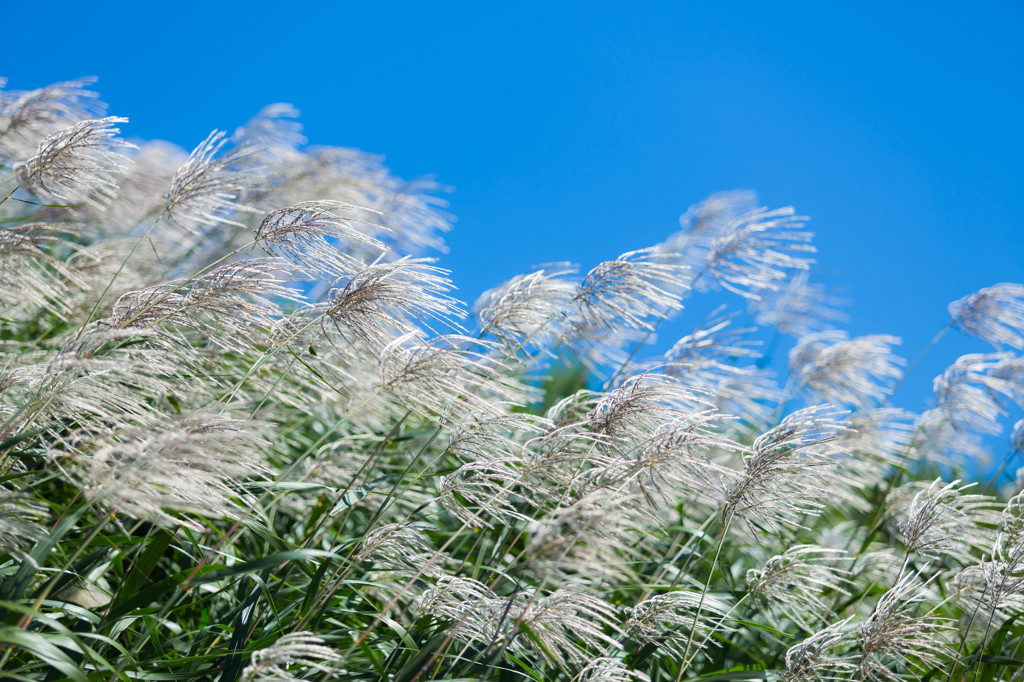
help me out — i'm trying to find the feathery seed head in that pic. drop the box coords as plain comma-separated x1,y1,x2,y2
241,632,342,682
746,545,850,630
474,264,580,350
165,129,262,230
574,658,651,682
705,206,815,300
575,247,690,332
323,256,463,347
856,573,953,682
725,405,848,529
63,414,266,529
0,77,103,161
949,283,1024,350
750,270,848,337
892,479,1000,565
625,591,734,658
781,618,857,682
16,117,135,208
789,331,904,409
256,200,385,279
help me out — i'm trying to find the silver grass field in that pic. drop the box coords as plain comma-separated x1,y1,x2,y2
1,77,1023,682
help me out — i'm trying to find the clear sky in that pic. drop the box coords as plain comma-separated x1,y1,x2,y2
4,1,1023,441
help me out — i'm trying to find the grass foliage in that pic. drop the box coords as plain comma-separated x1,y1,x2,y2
1,77,1024,681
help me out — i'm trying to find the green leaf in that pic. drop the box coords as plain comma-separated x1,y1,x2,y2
0,505,88,604
0,626,88,682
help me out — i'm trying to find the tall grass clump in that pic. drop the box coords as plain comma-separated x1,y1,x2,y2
1,77,1023,681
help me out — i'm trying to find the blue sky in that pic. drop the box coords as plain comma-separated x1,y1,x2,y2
4,1,1023,447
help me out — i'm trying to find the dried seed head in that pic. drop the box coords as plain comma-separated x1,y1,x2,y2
949,283,1024,350
379,333,521,418
0,486,48,553
856,573,953,682
439,456,534,529
256,200,385,279
625,591,734,658
892,479,1001,565
587,373,710,443
746,545,850,630
0,78,104,161
241,632,342,682
725,405,848,530
575,247,690,332
525,490,652,582
16,117,135,208
931,352,1024,435
474,264,580,350
590,413,736,507
789,331,904,409
63,413,266,529
781,617,857,682
324,257,463,348
574,658,651,682
417,578,620,667
165,130,262,230
750,270,848,337
705,206,815,300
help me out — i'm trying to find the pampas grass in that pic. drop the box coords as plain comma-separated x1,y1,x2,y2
1,78,1023,681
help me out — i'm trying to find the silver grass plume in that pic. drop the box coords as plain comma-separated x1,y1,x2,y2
323,256,464,348
101,141,188,236
60,413,266,530
509,590,623,665
659,190,760,273
379,333,522,418
110,259,301,352
241,631,342,682
232,103,306,169
929,352,1024,435
574,247,690,332
658,310,783,423
0,486,48,553
834,409,917,499
589,413,736,507
574,658,651,682
0,223,80,316
788,331,904,409
351,522,440,574
780,617,857,682
525,490,653,582
949,283,1024,350
956,492,1024,619
705,206,815,300
746,545,850,631
855,573,953,682
0,78,103,161
625,590,734,658
13,326,184,426
416,577,621,667
446,412,547,464
749,270,847,337
165,129,262,230
255,200,385,279
725,405,847,530
663,307,760,370
439,456,536,529
16,117,135,208
891,479,1000,566
473,263,580,351
678,189,760,239
373,175,453,257
587,372,711,444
